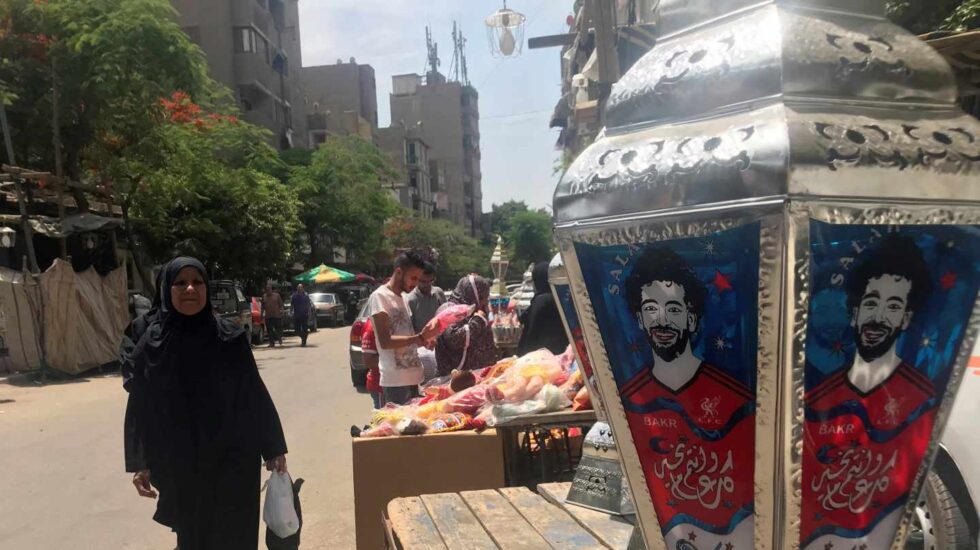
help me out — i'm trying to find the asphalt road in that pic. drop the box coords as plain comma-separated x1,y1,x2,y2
0,326,368,549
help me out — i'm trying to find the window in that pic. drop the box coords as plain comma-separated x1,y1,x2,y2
235,27,270,64
406,142,418,165
236,27,257,53
410,174,418,189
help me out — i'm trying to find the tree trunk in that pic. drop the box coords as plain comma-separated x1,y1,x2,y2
307,226,319,267
120,201,154,293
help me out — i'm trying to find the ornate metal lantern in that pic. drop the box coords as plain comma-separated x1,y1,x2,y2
552,1,980,549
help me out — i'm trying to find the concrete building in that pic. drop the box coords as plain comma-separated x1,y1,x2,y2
389,73,482,235
170,0,306,149
303,59,379,145
376,125,437,219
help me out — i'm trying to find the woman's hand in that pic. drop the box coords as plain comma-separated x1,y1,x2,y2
133,470,157,499
265,455,287,474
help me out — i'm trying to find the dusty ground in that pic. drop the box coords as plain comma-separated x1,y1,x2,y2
0,327,370,549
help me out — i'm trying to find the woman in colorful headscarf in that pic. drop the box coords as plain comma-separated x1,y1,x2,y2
435,274,496,376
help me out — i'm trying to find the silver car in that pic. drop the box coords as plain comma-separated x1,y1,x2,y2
909,340,980,549
310,292,347,327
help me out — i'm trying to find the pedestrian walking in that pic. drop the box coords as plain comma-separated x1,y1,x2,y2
262,284,285,347
291,283,314,347
405,262,446,333
122,257,287,550
365,250,440,405
435,274,495,375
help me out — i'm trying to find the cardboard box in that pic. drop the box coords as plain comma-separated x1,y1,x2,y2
352,429,505,550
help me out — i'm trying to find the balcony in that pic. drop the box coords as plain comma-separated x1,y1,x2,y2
233,1,273,36
233,51,278,98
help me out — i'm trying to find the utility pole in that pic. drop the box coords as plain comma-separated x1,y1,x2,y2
51,54,67,259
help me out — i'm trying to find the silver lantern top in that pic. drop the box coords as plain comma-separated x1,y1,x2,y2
547,252,567,286
554,0,980,225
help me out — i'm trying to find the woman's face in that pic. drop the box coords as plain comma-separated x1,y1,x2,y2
170,266,207,316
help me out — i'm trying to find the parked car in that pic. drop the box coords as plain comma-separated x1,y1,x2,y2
349,303,370,386
909,339,980,549
310,292,347,327
209,280,256,344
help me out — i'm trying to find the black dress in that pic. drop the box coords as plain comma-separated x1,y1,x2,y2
123,257,287,550
517,261,570,356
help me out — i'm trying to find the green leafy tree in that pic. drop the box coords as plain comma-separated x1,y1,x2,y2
485,200,532,242
484,201,555,279
886,0,978,33
131,93,300,287
940,0,980,31
505,209,555,278
285,136,401,272
385,215,492,289
0,0,301,286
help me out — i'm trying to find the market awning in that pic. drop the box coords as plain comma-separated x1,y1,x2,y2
294,264,356,284
0,212,122,238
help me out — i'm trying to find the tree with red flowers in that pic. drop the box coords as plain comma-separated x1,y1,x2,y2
0,0,301,286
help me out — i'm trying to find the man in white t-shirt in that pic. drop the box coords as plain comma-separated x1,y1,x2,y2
366,250,440,405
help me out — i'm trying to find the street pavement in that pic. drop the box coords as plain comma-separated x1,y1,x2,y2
0,327,369,549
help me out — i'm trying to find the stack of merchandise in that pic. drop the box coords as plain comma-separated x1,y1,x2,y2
491,296,522,347
356,347,593,438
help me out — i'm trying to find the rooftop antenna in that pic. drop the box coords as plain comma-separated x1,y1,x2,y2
455,21,470,86
425,25,440,78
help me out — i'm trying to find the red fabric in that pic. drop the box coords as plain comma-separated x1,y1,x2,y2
361,319,381,393
621,364,755,535
800,363,936,546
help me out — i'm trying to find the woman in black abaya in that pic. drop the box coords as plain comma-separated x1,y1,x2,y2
123,257,287,549
517,261,570,356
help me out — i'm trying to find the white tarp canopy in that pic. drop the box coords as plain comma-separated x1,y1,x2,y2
0,259,128,374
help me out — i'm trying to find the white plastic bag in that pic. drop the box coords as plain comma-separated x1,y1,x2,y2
263,471,300,538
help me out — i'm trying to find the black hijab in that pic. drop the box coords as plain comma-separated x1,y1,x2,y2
517,261,570,356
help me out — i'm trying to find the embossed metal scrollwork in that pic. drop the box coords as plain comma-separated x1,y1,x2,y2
811,121,980,171
611,31,742,106
570,125,756,195
824,32,911,80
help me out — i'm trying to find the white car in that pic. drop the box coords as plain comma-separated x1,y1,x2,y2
910,340,980,548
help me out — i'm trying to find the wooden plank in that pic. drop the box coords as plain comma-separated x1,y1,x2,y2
460,490,551,550
420,493,497,550
537,483,635,550
387,496,448,550
498,487,605,550
493,409,597,428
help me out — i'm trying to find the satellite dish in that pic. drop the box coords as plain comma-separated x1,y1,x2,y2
485,1,526,58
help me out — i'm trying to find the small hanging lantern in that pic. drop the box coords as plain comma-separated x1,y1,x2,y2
485,1,526,58
0,226,16,248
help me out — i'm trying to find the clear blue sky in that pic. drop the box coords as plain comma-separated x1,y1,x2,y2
298,0,572,211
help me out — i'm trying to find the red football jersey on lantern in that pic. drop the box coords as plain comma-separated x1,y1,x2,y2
801,363,937,548
621,363,755,541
